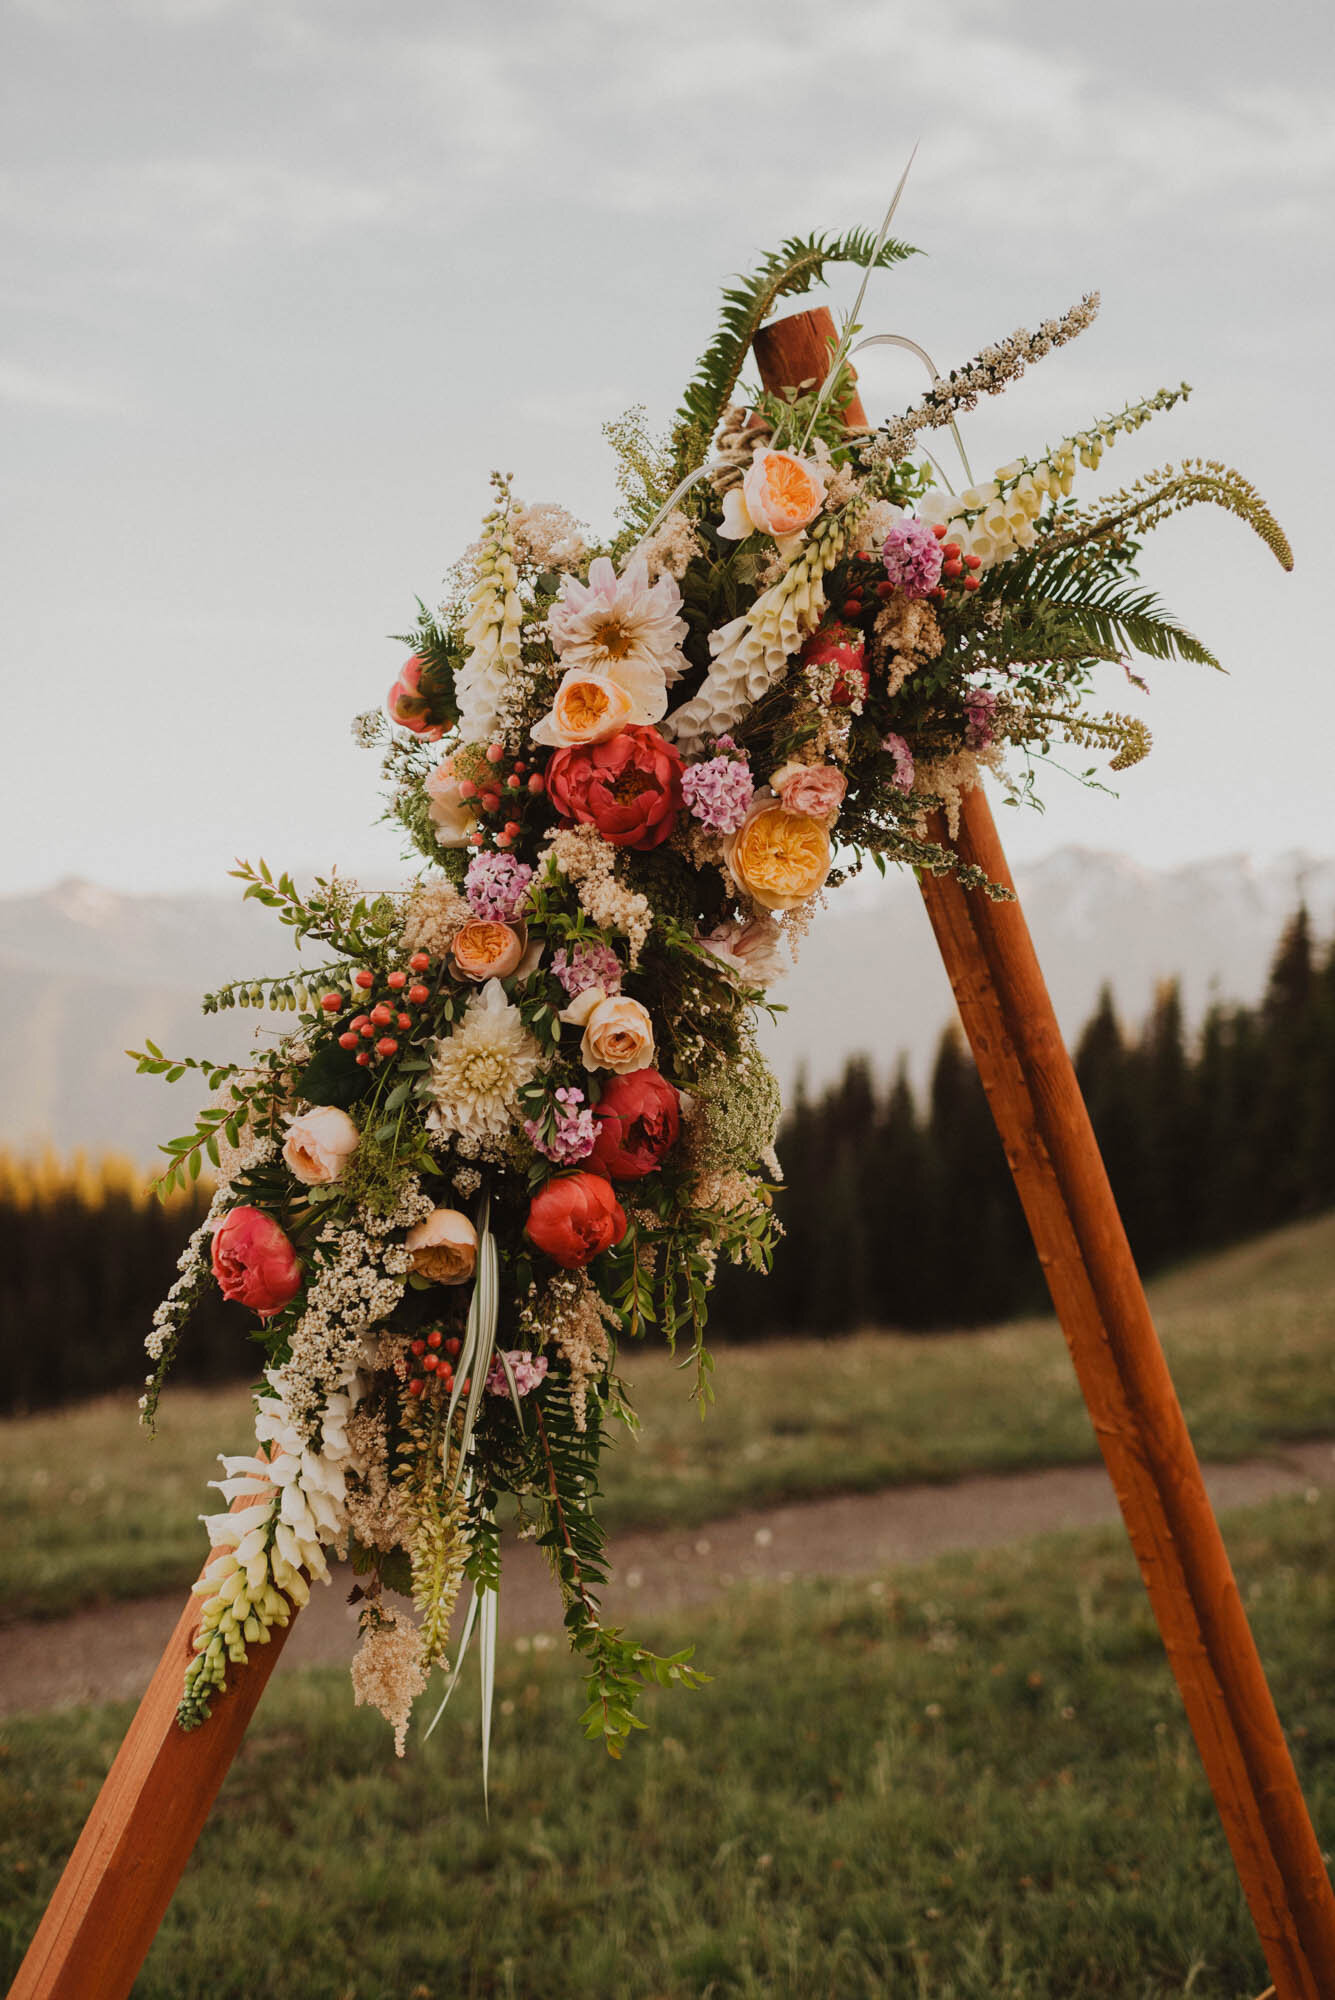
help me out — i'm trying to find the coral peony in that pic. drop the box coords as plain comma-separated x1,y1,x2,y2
720,449,826,542
545,724,684,851
282,1105,360,1186
590,1068,680,1179
800,622,867,706
387,656,445,739
211,1205,302,1319
526,1171,627,1268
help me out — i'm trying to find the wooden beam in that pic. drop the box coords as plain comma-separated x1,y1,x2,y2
9,1513,298,1998
750,299,1335,2000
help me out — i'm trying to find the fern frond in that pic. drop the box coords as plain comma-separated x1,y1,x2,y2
987,549,1223,670
669,230,915,479
1040,461,1293,571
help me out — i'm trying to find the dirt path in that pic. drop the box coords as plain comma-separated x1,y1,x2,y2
3,1441,1333,1718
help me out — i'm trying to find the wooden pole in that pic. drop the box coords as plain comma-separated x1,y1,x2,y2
9,1508,298,1999
753,305,1335,2000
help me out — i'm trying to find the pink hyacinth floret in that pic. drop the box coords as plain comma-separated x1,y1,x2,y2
681,753,755,834
882,732,915,793
524,1085,598,1164
882,517,944,599
464,851,534,921
486,1349,550,1397
550,940,622,999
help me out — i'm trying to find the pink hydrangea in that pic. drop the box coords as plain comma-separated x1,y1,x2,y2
486,1349,550,1397
882,517,944,599
550,940,622,999
681,753,755,834
524,1084,598,1164
464,851,534,921
882,732,915,793
965,689,998,747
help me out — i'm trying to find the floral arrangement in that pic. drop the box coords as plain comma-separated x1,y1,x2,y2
133,217,1290,1764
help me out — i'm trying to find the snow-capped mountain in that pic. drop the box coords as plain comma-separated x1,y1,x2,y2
2,850,1332,1163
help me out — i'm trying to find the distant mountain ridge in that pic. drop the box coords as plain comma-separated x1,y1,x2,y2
2,849,1332,1164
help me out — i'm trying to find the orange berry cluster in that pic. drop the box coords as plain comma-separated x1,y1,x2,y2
405,1327,468,1400
458,741,546,852
321,952,435,1066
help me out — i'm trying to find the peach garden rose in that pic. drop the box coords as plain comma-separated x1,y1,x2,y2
724,793,832,912
719,448,827,542
281,1105,360,1186
560,986,655,1073
450,919,526,982
530,669,636,747
405,1208,478,1285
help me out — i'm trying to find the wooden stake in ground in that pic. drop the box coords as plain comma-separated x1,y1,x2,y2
13,303,1335,2000
753,305,1335,2000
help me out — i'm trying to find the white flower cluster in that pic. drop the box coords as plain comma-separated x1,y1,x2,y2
456,479,524,743
665,508,854,755
426,978,542,1151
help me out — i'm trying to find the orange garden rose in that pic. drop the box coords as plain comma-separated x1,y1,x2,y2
719,448,827,542
450,918,526,982
531,670,635,747
724,794,832,912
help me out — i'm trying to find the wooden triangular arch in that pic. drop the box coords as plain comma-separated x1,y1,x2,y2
11,307,1334,2000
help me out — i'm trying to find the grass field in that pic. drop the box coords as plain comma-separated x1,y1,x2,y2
4,1487,1330,1998
3,1213,1334,1620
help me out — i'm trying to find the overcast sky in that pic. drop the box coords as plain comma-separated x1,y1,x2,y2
3,0,1332,898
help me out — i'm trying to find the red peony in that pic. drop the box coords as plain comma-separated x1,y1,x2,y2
211,1205,303,1319
526,1172,628,1268
544,724,684,851
800,622,867,706
590,1067,680,1180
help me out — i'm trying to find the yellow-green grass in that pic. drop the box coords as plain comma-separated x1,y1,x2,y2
3,1213,1334,1621
4,1490,1331,1998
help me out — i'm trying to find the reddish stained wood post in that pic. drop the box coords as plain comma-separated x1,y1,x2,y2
754,305,1335,2000
9,1510,298,1999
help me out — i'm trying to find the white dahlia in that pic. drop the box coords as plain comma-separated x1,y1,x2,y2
426,978,542,1146
546,555,688,722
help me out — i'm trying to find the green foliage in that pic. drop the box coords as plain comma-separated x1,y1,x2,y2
983,546,1223,670
669,229,916,480
1051,460,1295,572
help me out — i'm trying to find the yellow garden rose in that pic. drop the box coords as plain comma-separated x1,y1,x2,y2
724,795,831,912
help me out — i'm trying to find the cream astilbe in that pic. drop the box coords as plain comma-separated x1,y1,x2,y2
456,478,523,744
665,508,854,754
352,1605,429,1756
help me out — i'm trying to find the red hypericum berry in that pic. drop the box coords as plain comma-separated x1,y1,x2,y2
422,1353,439,1372
963,575,981,591
503,820,521,838
506,775,521,791
445,1338,461,1358
932,522,948,540
427,1329,442,1349
355,1051,372,1067
528,773,545,795
368,1003,391,1026
495,831,513,849
320,992,344,1013
842,598,862,619
376,1036,399,1057
943,559,963,579
410,1339,426,1357
359,1022,375,1039
338,1031,359,1051
486,742,505,764
857,550,876,563
408,1377,425,1398
409,952,430,972
458,778,476,800
513,761,527,776
875,580,894,599
964,552,981,569
350,1013,370,1030
397,1012,412,1030
387,970,407,990
943,542,961,560
408,983,430,1005
469,829,485,847
354,968,375,989
481,789,501,813
460,1378,471,1395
